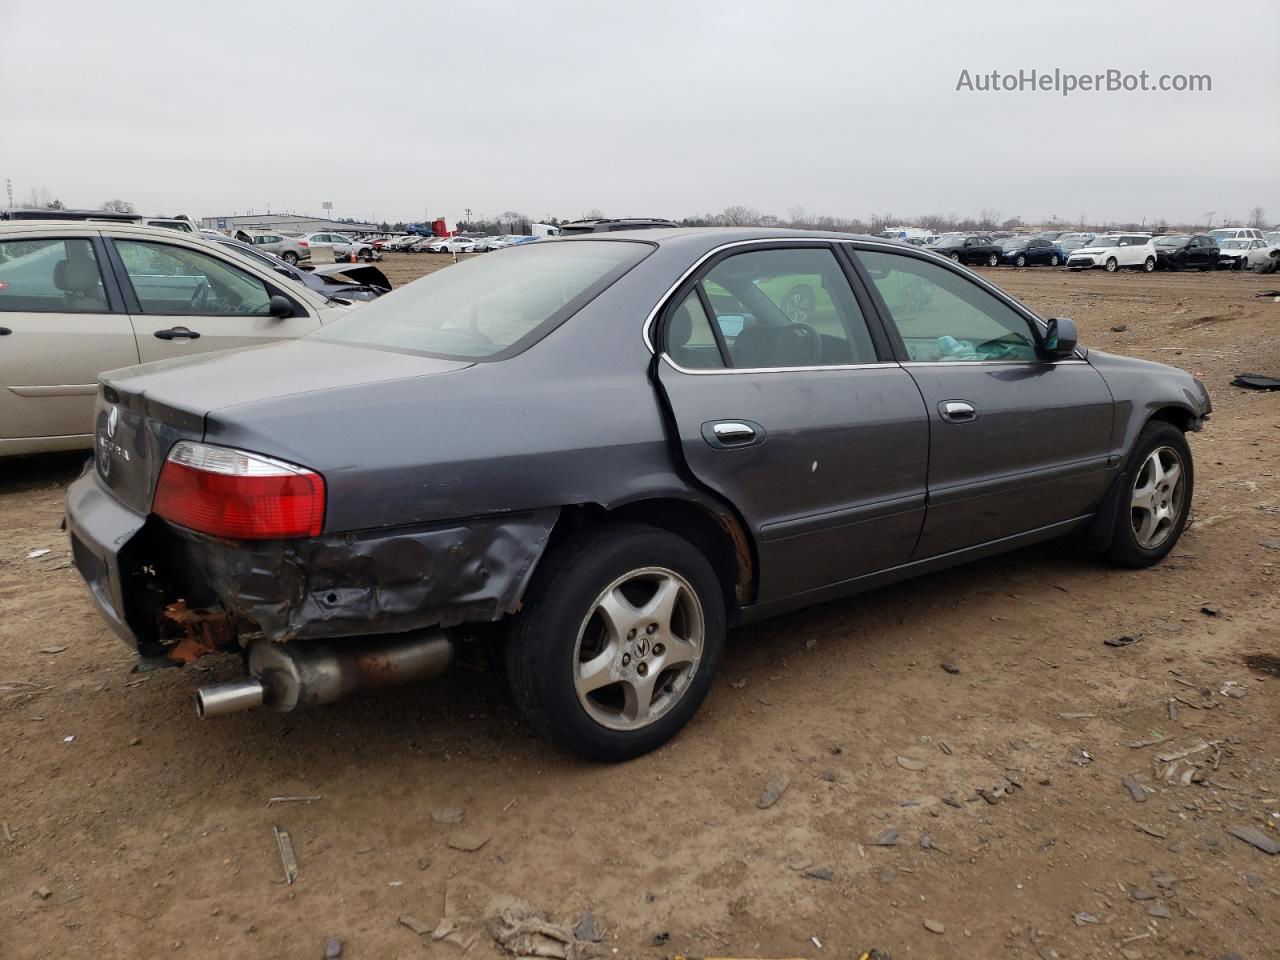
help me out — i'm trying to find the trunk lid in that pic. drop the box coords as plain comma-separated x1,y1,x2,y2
95,340,472,513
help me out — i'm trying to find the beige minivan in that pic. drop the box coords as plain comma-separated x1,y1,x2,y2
0,222,355,458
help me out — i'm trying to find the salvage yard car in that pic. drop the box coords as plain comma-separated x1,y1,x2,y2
0,222,354,457
65,228,1211,760
1067,234,1157,272
1153,234,1220,271
930,234,1003,266
999,236,1064,267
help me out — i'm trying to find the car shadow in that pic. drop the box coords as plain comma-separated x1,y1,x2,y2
0,450,90,496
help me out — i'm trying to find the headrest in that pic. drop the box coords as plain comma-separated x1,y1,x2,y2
667,301,694,350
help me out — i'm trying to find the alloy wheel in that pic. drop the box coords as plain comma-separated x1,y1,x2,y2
1130,445,1186,550
572,566,704,731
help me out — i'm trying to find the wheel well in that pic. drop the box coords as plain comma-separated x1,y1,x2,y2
1150,406,1196,433
551,500,753,614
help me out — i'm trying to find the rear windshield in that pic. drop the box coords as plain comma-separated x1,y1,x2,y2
313,239,650,360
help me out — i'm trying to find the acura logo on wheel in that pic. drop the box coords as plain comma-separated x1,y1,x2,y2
106,405,119,438
634,637,650,658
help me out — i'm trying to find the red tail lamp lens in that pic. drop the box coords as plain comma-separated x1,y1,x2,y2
153,441,325,539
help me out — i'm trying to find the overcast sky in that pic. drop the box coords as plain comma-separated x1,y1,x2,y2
2,1,1276,227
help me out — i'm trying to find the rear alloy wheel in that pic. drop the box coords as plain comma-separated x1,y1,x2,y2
282,251,299,265
1050,254,1061,266
1105,257,1119,273
987,253,999,267
506,523,725,761
1015,254,1027,267
950,252,961,262
1108,421,1194,567
1143,256,1156,272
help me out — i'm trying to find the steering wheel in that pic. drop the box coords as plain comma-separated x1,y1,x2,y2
189,282,210,312
782,322,822,364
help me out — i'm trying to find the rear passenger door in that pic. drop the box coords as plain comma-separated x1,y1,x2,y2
107,237,321,363
654,243,930,603
0,235,138,444
852,245,1114,557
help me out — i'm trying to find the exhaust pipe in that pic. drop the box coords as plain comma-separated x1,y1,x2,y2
196,678,265,719
195,629,454,719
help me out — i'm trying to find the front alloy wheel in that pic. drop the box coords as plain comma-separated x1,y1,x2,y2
1015,254,1027,267
1143,256,1156,272
987,253,999,267
1105,257,1119,272
1108,421,1194,567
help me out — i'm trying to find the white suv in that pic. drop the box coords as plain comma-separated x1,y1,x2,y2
1066,234,1156,273
1210,227,1264,244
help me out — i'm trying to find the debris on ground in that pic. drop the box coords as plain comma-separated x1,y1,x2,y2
940,661,961,674
34,885,52,900
651,931,669,946
37,646,67,654
432,806,466,824
485,895,588,959
895,755,927,771
266,795,322,807
433,917,478,951
398,915,433,936
977,776,1019,804
1105,634,1143,647
1219,680,1248,699
324,937,343,958
25,548,51,560
1073,911,1100,926
1226,825,1280,855
1201,605,1221,617
447,831,490,852
573,908,603,943
272,826,298,885
923,919,945,934
757,773,790,809
869,828,900,846
1122,775,1148,803
1231,373,1280,390
802,866,834,881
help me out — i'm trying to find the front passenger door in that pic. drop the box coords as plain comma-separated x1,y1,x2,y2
854,246,1115,558
110,238,321,363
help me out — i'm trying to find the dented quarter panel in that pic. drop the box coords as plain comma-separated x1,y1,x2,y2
172,508,561,641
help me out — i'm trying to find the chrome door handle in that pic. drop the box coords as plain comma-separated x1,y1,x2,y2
712,421,756,442
939,400,977,423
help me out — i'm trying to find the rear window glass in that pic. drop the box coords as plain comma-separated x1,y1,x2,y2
314,240,650,359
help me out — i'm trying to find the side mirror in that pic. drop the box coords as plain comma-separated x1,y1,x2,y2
268,294,295,319
1044,317,1078,359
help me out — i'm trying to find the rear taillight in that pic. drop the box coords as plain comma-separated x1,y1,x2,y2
298,241,309,248
153,441,325,539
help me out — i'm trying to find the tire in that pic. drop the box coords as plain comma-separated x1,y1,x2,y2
1049,254,1060,266
1015,254,1027,267
1105,257,1119,273
987,253,999,267
1143,256,1155,272
1107,421,1194,568
282,251,299,265
506,523,726,761
949,253,961,262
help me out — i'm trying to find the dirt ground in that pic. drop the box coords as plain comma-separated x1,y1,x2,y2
2,254,1278,960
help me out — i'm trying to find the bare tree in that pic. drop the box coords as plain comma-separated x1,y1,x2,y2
1249,206,1266,228
718,205,760,227
787,205,807,227
101,199,135,214
581,208,605,220
978,208,1000,230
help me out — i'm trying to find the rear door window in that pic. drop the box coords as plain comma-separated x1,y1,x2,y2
0,237,109,313
694,247,878,368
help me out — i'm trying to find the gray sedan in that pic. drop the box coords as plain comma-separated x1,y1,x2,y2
66,228,1210,760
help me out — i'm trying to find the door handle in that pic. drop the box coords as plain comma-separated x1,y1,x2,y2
713,422,756,442
938,400,977,423
154,327,201,341
0,327,11,336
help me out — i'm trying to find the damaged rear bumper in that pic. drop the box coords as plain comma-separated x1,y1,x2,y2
68,460,561,652
174,508,560,641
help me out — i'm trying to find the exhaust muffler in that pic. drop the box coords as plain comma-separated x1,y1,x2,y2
195,629,454,719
